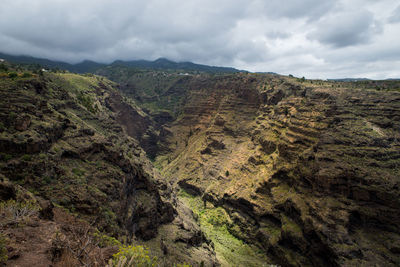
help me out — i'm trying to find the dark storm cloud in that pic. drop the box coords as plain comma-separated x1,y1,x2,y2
0,0,399,79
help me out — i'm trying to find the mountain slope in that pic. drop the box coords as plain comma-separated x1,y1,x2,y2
122,72,400,266
2,58,400,266
0,64,218,266
0,52,242,74
111,58,241,73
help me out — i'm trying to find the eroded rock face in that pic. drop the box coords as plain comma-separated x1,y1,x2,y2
3,69,399,266
15,115,31,131
0,73,218,266
143,73,400,266
104,92,161,159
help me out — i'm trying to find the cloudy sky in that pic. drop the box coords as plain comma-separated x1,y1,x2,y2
0,0,399,79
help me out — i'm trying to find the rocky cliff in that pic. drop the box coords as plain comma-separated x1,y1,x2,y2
0,66,217,266
124,72,400,266
1,62,399,267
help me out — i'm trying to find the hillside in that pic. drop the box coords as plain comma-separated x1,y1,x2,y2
117,72,400,266
0,62,217,266
1,58,400,266
0,53,242,74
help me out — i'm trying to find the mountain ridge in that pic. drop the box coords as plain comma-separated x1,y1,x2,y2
2,52,399,80
0,52,243,74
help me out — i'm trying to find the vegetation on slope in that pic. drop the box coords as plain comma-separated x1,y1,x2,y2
2,57,400,266
0,52,242,75
95,67,189,116
119,71,400,266
178,189,273,267
0,62,217,266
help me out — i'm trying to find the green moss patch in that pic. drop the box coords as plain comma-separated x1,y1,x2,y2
179,189,273,267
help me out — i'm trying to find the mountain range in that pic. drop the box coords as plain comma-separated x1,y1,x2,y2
0,52,242,74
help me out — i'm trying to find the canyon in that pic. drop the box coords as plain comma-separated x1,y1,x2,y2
114,71,400,266
0,61,400,266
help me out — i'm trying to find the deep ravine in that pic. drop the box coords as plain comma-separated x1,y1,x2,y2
1,63,400,266
117,71,400,266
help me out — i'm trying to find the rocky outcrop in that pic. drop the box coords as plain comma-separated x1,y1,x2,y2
104,91,161,159
4,67,398,266
139,73,400,266
0,72,218,266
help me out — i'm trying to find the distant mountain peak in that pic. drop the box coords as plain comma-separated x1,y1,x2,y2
0,52,244,73
154,57,172,62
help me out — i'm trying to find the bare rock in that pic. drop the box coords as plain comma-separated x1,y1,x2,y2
15,115,31,131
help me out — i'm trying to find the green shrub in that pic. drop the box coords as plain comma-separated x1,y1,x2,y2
42,176,52,184
21,154,32,161
284,107,289,116
225,170,230,177
93,231,121,248
0,64,8,72
0,199,39,226
0,153,12,161
107,245,157,267
77,92,96,113
72,168,85,177
206,207,230,227
8,72,18,78
22,72,32,78
9,112,17,121
16,134,25,142
297,76,306,83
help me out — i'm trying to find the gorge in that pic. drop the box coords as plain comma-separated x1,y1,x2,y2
0,60,399,266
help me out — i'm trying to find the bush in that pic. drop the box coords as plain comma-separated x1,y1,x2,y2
42,176,52,184
0,199,39,226
284,107,289,116
0,153,12,161
297,76,306,83
8,72,18,78
107,245,158,267
52,224,107,266
93,231,120,248
77,92,96,113
22,72,32,78
72,168,85,177
21,154,32,161
9,112,16,121
0,64,8,72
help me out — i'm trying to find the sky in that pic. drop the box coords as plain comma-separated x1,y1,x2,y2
0,0,399,79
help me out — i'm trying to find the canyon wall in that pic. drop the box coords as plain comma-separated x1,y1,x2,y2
135,73,400,266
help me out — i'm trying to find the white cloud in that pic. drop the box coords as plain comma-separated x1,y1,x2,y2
389,5,400,23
